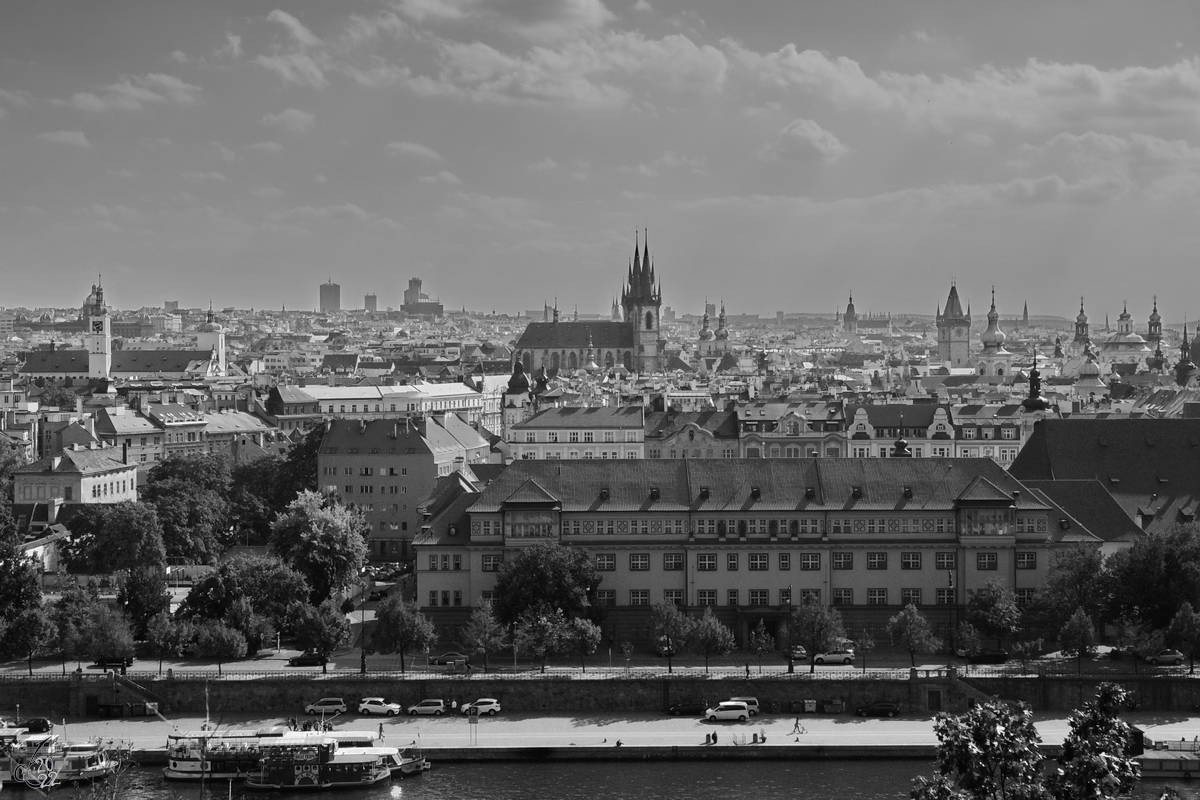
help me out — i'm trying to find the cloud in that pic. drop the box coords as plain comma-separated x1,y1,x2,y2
253,187,284,198
216,144,237,162
216,33,243,60
108,168,136,178
397,0,614,42
63,73,201,112
266,9,322,48
38,131,90,147
181,171,228,182
633,150,706,176
247,141,284,152
420,170,462,184
267,203,399,230
387,141,442,160
260,108,315,133
530,157,558,170
256,10,331,88
760,118,848,162
634,0,652,10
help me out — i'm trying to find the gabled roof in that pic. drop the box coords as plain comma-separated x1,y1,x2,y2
15,446,132,475
515,321,634,350
503,478,560,505
956,475,1015,503
514,406,644,429
1021,480,1144,544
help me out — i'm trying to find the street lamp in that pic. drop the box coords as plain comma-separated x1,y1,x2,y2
360,581,368,675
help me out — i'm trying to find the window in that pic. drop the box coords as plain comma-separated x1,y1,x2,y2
800,589,820,603
901,552,921,570
452,555,462,571
727,589,739,606
630,589,649,606
963,428,977,439
697,590,717,606
453,590,462,606
901,588,922,605
867,588,888,605
697,554,717,571
428,591,438,607
779,553,791,571
428,555,438,571
630,553,650,571
833,588,853,605
664,589,683,606
482,555,501,572
935,552,956,571
569,431,579,443
977,552,998,571
596,590,616,607
595,554,616,571
936,588,955,605
663,553,683,571
833,552,853,570
749,553,769,571
441,555,450,571
1002,428,1016,440
1015,588,1036,606
781,587,792,605
749,590,769,606
1016,552,1037,570
727,553,739,571
800,553,820,571
867,552,887,570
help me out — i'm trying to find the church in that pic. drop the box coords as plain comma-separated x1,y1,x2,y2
512,236,665,375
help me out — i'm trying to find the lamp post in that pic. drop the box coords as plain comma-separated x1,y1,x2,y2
360,581,368,675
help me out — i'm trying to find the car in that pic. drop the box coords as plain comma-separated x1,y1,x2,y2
407,699,446,716
856,702,900,718
960,649,1009,664
667,698,708,716
357,697,402,716
729,696,760,716
787,645,808,661
367,588,388,601
655,636,678,657
705,701,750,722
304,697,347,716
428,652,470,666
288,651,328,667
94,656,134,669
814,649,855,665
1145,649,1185,666
20,718,53,734
461,698,501,716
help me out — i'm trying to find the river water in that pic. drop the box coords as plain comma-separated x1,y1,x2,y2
27,761,1200,800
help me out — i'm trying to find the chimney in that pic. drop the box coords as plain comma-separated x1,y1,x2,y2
122,441,128,464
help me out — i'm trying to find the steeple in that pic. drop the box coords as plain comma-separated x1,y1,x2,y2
1022,348,1049,411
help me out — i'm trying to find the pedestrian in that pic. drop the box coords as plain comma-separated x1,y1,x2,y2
745,663,749,678
791,718,801,734
712,732,718,745
451,699,458,712
378,723,384,741
760,728,766,743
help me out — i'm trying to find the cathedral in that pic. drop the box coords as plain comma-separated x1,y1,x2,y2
513,235,665,375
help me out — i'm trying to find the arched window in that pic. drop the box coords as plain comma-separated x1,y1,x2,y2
521,352,532,372
789,520,799,534
623,351,632,371
645,311,654,330
550,352,560,371
568,352,578,369
605,351,614,368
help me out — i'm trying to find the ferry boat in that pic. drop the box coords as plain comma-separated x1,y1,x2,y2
244,737,396,791
2,733,119,788
164,728,377,780
392,744,431,777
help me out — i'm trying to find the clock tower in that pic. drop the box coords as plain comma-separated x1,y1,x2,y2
85,279,112,379
936,283,971,367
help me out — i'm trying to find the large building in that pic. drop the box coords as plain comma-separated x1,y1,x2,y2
319,280,341,313
401,278,444,316
12,443,140,534
509,406,646,460
936,284,971,368
513,236,665,375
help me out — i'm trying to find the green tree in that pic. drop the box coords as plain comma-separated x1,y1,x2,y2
956,621,983,661
144,480,230,563
52,583,100,671
462,603,507,672
689,607,735,673
1059,607,1097,675
563,617,602,672
0,436,27,502
492,541,601,627
515,605,567,673
38,381,78,411
968,579,1022,649
1,605,57,675
1010,639,1045,675
271,490,369,604
194,620,247,675
0,523,41,623
229,456,291,544
912,698,1044,800
86,605,136,665
1104,524,1200,629
145,611,195,674
856,628,876,671
178,554,309,627
117,566,170,637
288,600,350,671
1034,545,1107,627
748,619,775,674
887,604,942,667
1045,682,1140,800
275,425,323,502
1167,602,1200,675
225,596,278,656
60,502,168,574
651,602,695,674
788,595,848,673
371,595,435,672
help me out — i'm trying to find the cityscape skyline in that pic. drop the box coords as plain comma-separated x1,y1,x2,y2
2,1,1199,314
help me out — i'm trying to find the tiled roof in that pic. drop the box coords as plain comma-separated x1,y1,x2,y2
644,410,739,439
1021,480,1144,543
514,321,634,350
514,406,644,430
411,493,477,547
16,446,132,475
504,478,560,505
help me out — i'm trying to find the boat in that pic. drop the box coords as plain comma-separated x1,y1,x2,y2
164,728,378,780
2,733,120,788
244,737,396,791
390,744,431,777
1135,748,1200,779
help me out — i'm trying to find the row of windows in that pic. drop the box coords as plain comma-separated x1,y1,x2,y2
340,485,408,495
520,450,639,460
647,448,740,459
587,587,967,607
322,466,409,477
495,516,1002,536
89,478,131,499
522,430,640,443
591,551,1037,572
428,554,463,571
428,590,463,607
327,401,474,414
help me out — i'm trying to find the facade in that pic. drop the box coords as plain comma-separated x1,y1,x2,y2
509,406,645,460
364,294,378,313
935,284,971,367
975,292,1014,377
737,401,845,459
845,404,956,458
93,405,163,466
645,409,739,460
84,281,112,379
145,404,209,458
319,281,341,313
13,443,139,509
264,382,486,432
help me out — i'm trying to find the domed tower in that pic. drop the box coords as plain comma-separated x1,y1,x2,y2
1147,297,1162,346
1022,351,1050,412
714,303,729,351
620,231,663,374
843,294,858,334
1116,302,1134,337
976,289,1013,376
1071,297,1090,351
936,283,971,367
85,277,112,379
196,302,227,376
1076,341,1109,399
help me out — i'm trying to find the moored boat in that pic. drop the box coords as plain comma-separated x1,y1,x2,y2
2,733,119,788
390,744,431,777
163,728,377,780
243,737,395,791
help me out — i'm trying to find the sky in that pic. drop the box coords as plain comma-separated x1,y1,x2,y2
3,1,1200,321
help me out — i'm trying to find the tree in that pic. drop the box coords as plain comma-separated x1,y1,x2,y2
144,480,230,563
178,554,310,627
1167,602,1200,675
145,611,195,674
1011,639,1045,675
788,595,848,673
1104,524,1200,630
651,602,695,674
492,541,600,627
288,600,350,671
1045,682,1140,800
748,619,775,674
225,597,277,656
0,436,27,502
563,617,602,672
462,603,507,672
229,456,292,544
887,604,941,667
271,490,369,604
968,579,1022,649
1113,615,1162,675
1034,545,1107,628
371,595,435,672
1,606,57,675
194,620,247,675
52,583,100,671
38,381,78,411
86,605,136,665
60,502,168,574
514,605,567,673
912,698,1045,800
1059,607,1097,675
0,524,41,623
117,566,170,637
689,607,735,673
275,425,322,503
856,628,876,671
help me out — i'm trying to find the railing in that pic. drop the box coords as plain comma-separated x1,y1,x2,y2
1145,738,1200,753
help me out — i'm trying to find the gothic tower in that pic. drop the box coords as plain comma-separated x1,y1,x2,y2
1073,298,1089,347
843,294,858,334
936,283,971,367
85,278,112,379
1148,296,1162,345
620,232,663,373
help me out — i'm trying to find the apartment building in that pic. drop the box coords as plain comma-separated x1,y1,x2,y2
509,406,645,460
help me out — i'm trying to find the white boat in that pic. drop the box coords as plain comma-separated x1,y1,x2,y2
390,745,431,777
243,737,396,791
163,728,377,781
1,733,119,788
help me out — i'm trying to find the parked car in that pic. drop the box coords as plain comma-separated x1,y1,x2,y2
668,698,708,716
367,588,388,601
959,649,1009,664
729,696,760,716
357,697,402,716
20,718,53,734
304,697,347,716
787,645,808,661
288,651,328,667
705,701,750,722
407,699,446,716
94,656,134,669
1145,649,1185,666
428,652,470,666
461,698,501,716
813,649,855,665
856,702,900,718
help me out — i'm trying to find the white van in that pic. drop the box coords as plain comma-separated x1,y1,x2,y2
729,696,760,716
705,701,750,722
